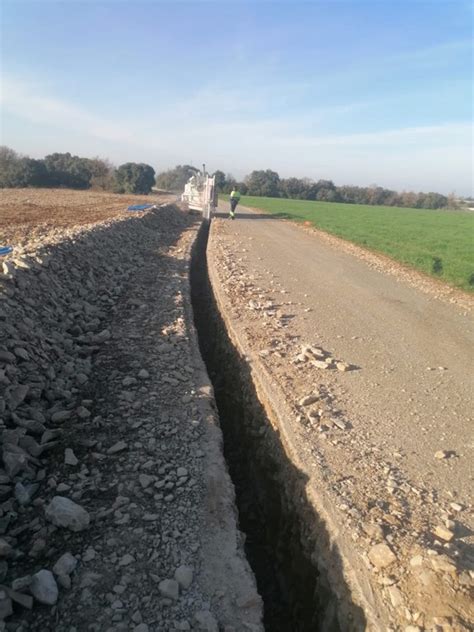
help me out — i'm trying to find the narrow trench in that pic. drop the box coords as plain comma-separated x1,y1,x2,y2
190,221,359,632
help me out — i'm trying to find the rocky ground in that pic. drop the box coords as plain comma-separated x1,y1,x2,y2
0,191,262,631
207,207,474,631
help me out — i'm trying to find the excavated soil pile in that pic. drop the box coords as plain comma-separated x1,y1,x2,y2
0,194,262,632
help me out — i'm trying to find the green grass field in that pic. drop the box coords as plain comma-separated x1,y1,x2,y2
226,196,473,292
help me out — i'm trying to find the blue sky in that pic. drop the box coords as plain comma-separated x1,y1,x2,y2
1,0,472,194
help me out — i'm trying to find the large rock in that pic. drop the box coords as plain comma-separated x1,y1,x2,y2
45,496,90,531
368,543,396,569
30,570,58,605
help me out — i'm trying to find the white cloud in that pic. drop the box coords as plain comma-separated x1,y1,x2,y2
274,122,473,148
1,74,472,194
1,76,135,144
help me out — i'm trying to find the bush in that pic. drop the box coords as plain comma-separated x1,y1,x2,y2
115,163,155,194
431,257,443,275
0,146,118,191
155,165,198,192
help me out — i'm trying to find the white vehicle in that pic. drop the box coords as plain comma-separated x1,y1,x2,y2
181,165,217,220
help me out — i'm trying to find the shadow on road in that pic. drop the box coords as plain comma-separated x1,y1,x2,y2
213,211,302,221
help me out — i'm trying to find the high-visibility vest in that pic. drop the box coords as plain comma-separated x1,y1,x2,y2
230,190,241,199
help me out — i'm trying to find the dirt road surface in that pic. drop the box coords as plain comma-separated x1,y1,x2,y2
208,205,474,630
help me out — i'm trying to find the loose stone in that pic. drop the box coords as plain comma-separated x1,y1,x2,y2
118,554,134,566
45,496,90,531
311,360,330,369
174,565,194,590
158,579,179,600
53,552,78,576
299,394,319,407
368,543,397,569
139,474,154,489
30,569,58,605
51,410,73,423
65,448,79,466
107,441,127,455
433,525,454,542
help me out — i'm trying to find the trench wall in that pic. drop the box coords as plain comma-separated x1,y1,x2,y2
192,221,369,631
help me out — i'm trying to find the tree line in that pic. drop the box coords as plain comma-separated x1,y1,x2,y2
0,147,454,209
0,147,155,194
212,169,453,210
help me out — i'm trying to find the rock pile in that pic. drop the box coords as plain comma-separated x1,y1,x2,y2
0,208,263,630
0,210,178,624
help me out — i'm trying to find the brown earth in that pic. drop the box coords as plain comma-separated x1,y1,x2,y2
0,188,176,245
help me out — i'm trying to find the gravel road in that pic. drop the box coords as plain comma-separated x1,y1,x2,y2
209,205,474,630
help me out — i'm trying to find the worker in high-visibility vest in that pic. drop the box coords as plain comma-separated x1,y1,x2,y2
229,187,241,220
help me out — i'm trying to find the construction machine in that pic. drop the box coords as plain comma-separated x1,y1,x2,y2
181,165,217,220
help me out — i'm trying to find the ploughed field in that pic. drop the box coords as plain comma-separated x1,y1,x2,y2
0,188,175,244
236,195,474,292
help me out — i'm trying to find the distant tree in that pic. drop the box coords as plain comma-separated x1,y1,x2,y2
236,181,248,195
115,163,155,194
316,188,339,202
12,158,49,187
0,146,452,209
313,179,338,202
212,170,226,192
0,146,19,170
155,165,199,192
0,148,50,187
245,169,280,197
0,146,20,187
89,158,116,191
416,192,448,209
398,190,417,208
281,177,307,199
43,152,99,188
221,174,237,194
446,192,458,209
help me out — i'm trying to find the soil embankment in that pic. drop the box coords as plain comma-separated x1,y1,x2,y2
0,192,262,631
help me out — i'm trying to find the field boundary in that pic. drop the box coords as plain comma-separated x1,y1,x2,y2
242,203,474,312
225,193,473,293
